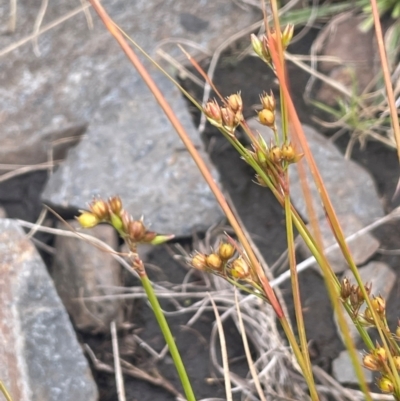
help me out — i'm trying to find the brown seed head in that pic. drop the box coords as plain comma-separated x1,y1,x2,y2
204,100,222,126
142,231,157,243
90,199,109,220
221,107,236,129
340,277,352,299
218,243,235,260
231,258,250,279
77,211,99,228
191,253,207,271
258,109,275,127
120,210,131,233
128,220,146,242
108,196,123,215
206,253,223,270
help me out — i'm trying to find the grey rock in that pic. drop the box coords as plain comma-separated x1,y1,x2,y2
298,213,380,273
247,116,384,226
2,0,259,234
332,350,373,384
0,219,98,401
314,13,379,106
335,261,396,346
52,221,123,333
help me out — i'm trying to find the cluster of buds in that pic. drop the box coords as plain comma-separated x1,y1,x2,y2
251,24,294,65
258,91,276,129
203,93,243,136
340,277,372,318
77,196,172,249
190,241,257,283
363,345,400,393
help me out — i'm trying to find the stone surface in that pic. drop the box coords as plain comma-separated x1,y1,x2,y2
335,261,396,346
314,13,378,106
332,350,373,384
0,219,98,401
1,0,259,235
316,13,379,106
247,116,384,226
52,221,123,333
298,213,380,273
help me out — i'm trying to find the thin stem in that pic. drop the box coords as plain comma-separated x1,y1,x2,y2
0,381,12,401
284,190,318,401
140,273,196,401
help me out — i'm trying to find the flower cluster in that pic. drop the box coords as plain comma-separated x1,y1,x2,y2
190,241,260,286
77,196,172,250
203,93,243,136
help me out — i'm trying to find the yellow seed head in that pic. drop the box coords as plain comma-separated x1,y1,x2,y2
394,356,400,371
372,296,386,316
378,377,394,393
76,211,100,228
191,254,207,271
231,258,250,279
374,346,387,362
227,93,243,114
281,143,296,162
218,243,235,260
363,354,380,371
282,24,294,49
270,146,282,163
258,109,275,127
251,34,264,59
206,253,223,270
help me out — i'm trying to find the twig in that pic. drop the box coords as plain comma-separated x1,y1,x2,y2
111,321,126,401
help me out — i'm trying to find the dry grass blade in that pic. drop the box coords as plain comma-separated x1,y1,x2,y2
209,294,232,401
111,321,126,401
234,290,267,401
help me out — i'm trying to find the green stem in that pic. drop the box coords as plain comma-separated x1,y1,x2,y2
284,192,318,401
140,274,196,401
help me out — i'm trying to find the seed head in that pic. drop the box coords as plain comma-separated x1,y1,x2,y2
231,258,250,279
204,100,222,127
282,24,294,49
206,253,223,270
221,107,236,129
108,196,123,215
90,199,109,220
340,277,352,299
191,253,207,271
371,296,386,317
281,143,296,162
363,354,380,371
258,109,275,127
77,211,100,228
227,93,243,114
260,91,275,111
378,376,394,393
128,220,146,242
270,146,282,163
374,346,387,362
218,243,235,260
